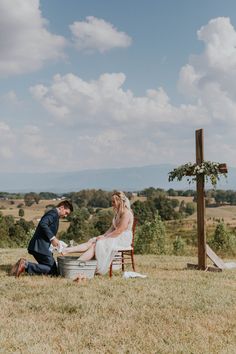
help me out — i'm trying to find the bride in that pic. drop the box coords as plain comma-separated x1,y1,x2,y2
62,191,134,275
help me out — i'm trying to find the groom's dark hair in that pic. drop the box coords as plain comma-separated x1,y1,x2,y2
57,200,74,212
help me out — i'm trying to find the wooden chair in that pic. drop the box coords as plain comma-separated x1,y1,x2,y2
109,217,137,277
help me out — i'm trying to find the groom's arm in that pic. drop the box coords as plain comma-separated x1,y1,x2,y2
40,210,60,247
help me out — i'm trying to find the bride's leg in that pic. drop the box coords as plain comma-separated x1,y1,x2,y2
62,240,94,255
79,243,95,261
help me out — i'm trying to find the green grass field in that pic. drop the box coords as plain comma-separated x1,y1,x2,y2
1,249,236,353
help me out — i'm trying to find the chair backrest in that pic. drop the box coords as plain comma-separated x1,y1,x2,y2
131,217,137,249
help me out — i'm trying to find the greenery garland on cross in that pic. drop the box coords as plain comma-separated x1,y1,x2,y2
168,160,228,188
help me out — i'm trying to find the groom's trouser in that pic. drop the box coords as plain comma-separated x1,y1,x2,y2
26,251,58,276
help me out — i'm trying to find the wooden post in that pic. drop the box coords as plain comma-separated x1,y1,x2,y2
195,129,206,270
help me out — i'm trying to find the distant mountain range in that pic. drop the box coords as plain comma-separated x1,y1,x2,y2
0,164,235,193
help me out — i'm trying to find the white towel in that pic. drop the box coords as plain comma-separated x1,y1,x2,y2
49,240,68,253
123,271,147,279
224,262,236,269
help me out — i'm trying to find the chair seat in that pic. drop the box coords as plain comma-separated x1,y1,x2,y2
117,246,133,251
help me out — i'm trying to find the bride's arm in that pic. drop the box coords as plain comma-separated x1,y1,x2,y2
95,223,115,241
103,225,115,236
103,211,130,239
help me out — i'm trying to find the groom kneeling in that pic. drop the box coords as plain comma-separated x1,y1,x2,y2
11,200,73,277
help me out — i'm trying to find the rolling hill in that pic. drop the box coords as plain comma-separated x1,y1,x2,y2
0,164,235,192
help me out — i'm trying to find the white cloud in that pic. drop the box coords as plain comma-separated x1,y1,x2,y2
28,71,214,170
178,17,236,124
0,146,13,159
0,121,15,159
4,16,236,173
70,16,132,53
30,72,191,127
0,121,12,133
0,90,22,105
197,17,236,71
20,125,54,161
0,0,66,76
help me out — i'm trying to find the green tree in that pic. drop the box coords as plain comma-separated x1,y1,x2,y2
131,200,155,225
3,215,15,229
39,192,59,199
209,222,236,253
214,190,227,206
167,188,178,196
0,213,35,247
18,208,24,218
179,200,186,214
173,236,185,255
16,218,34,234
153,196,179,220
0,218,10,247
185,202,196,216
68,189,113,208
64,207,97,243
92,209,113,234
142,187,166,200
24,192,40,206
9,224,28,246
135,214,166,254
170,199,179,208
88,190,111,208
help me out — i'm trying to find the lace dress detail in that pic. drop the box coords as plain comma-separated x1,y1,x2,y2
95,211,134,275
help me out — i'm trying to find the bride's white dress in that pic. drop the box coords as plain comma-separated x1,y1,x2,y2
95,211,134,275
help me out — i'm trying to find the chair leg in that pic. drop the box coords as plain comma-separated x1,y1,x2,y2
109,263,113,277
121,252,124,271
131,250,135,271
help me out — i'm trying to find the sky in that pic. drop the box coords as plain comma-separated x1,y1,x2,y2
1,0,236,173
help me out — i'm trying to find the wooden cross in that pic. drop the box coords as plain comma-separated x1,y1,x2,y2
187,129,228,271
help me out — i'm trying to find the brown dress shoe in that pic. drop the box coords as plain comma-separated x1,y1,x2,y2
15,258,26,277
10,258,21,276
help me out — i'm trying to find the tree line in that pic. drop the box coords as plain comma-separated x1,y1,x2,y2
1,187,236,256
2,188,236,206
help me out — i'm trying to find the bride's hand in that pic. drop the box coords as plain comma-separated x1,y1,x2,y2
96,235,105,241
89,237,97,243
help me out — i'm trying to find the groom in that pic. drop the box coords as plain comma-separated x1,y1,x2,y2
11,200,73,277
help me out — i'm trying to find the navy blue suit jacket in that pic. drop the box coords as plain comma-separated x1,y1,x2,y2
28,208,59,256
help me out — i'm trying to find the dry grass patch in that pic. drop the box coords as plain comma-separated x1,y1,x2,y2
0,249,236,353
0,199,70,232
188,205,236,228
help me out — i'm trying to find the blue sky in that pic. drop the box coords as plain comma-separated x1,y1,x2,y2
1,0,236,173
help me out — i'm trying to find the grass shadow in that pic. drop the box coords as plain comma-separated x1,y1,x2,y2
0,263,12,275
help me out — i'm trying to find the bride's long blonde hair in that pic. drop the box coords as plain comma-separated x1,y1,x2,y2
112,191,131,216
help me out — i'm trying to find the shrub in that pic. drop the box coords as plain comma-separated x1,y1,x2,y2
17,203,24,208
63,207,98,243
18,208,24,217
209,222,236,254
173,236,185,255
135,214,166,254
93,209,113,234
45,204,56,211
185,202,196,216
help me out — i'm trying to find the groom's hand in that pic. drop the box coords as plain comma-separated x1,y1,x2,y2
51,237,59,247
